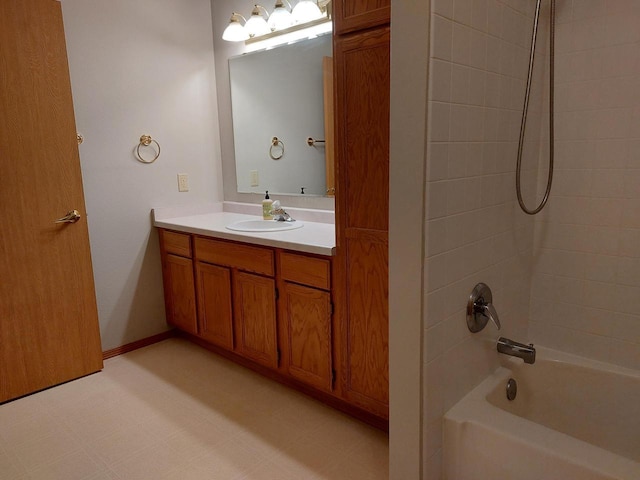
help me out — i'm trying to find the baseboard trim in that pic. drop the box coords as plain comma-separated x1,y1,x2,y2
102,330,177,360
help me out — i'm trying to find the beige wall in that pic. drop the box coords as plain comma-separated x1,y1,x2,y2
62,0,223,350
530,0,640,369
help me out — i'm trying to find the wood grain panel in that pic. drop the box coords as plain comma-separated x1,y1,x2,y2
195,237,274,277
163,254,198,335
196,262,234,350
283,283,333,391
333,0,390,35
335,28,390,232
0,0,103,402
234,272,278,369
160,230,192,258
344,235,389,416
279,251,331,290
334,24,390,419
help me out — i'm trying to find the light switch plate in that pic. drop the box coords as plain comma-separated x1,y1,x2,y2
177,173,189,192
250,170,259,187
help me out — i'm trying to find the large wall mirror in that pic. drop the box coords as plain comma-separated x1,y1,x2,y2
229,33,332,196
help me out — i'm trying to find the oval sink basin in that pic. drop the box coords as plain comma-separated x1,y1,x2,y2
226,219,303,232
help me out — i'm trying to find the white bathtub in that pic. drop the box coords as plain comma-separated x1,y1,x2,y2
444,347,640,480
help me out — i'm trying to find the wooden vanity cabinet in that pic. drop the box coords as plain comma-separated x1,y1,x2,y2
159,230,198,335
278,252,334,392
195,237,278,370
158,228,387,428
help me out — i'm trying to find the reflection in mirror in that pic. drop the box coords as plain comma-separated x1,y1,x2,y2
229,33,332,196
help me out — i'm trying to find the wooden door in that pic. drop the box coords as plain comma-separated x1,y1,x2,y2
233,272,278,369
334,26,390,418
282,283,333,392
196,262,234,350
163,255,198,335
0,0,103,402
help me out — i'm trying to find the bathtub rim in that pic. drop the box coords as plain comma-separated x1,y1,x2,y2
444,345,640,480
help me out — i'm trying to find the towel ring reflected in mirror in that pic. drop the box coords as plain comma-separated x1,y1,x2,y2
136,134,161,163
270,136,284,160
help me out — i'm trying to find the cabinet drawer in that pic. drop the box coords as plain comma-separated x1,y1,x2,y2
279,252,331,290
195,237,274,277
161,230,192,258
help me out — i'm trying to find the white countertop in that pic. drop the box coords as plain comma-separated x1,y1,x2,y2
152,209,336,256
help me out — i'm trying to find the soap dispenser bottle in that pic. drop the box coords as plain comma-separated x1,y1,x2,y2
262,191,273,220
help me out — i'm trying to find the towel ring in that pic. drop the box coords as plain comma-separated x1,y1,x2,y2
136,134,160,163
269,137,284,160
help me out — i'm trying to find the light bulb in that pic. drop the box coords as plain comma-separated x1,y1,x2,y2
292,0,322,24
268,1,293,31
222,13,250,41
245,5,271,37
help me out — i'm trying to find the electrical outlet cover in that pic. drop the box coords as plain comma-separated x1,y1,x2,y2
177,173,189,192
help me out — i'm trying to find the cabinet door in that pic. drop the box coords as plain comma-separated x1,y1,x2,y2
343,235,388,416
335,27,390,232
196,262,234,350
234,271,278,369
335,27,390,418
333,0,390,35
282,283,333,392
163,254,198,335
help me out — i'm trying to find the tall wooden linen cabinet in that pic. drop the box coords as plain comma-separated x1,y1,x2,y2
333,1,391,419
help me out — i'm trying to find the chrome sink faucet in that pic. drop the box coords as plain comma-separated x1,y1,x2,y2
269,200,295,222
497,337,536,364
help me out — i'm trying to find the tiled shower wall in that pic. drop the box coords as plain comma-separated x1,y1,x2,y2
423,0,541,477
529,0,640,370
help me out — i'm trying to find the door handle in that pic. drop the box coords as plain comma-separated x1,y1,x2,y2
54,209,81,224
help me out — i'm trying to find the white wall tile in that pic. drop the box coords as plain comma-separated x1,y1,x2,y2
424,2,541,478
452,23,472,65
529,0,640,372
430,59,453,102
432,15,453,61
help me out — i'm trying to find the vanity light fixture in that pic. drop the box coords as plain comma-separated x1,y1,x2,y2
222,0,330,44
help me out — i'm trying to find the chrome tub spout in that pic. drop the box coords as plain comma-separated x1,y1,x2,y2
497,337,536,364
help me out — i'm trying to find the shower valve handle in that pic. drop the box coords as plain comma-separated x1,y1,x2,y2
466,283,501,333
475,300,501,331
